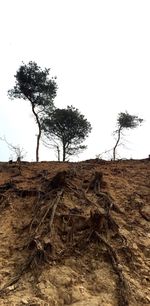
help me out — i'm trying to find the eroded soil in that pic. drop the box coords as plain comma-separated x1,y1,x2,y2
0,159,149,305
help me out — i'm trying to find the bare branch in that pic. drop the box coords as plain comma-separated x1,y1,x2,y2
0,136,26,161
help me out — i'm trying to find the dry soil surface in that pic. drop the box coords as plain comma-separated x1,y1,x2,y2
0,159,149,306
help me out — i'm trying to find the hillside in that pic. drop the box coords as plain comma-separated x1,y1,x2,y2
0,159,149,306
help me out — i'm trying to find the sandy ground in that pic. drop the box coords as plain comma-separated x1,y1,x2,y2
0,159,149,305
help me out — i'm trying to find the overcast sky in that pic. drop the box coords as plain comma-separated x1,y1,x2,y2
0,0,149,161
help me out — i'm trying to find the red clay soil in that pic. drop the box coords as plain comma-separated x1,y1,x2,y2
0,159,149,306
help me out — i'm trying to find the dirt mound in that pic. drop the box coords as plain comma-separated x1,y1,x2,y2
0,160,149,305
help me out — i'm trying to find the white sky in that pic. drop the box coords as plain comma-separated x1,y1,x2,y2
0,0,149,161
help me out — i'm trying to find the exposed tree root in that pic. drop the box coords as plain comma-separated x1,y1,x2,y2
0,169,135,306
0,182,15,192
44,170,67,190
14,188,44,198
86,171,123,214
0,253,36,296
95,231,129,306
0,194,10,211
87,171,104,193
49,190,64,231
0,186,64,296
139,206,150,221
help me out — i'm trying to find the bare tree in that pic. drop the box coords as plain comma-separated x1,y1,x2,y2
42,137,61,162
0,136,26,161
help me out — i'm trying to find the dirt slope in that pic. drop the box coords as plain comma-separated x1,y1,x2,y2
0,159,149,306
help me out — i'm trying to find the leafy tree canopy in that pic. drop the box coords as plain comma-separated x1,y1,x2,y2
43,106,92,161
8,61,57,110
117,111,143,130
113,111,143,160
8,61,58,161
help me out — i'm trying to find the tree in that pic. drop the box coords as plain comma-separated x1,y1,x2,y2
43,106,92,161
42,137,61,161
8,61,57,162
113,111,143,160
0,136,26,161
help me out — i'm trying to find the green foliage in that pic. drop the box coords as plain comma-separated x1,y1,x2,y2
117,111,143,130
113,111,143,160
43,106,92,161
8,61,58,161
8,61,57,111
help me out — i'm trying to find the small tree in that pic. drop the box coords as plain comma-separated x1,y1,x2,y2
113,111,143,160
43,106,92,161
0,136,26,161
8,61,57,162
42,137,61,161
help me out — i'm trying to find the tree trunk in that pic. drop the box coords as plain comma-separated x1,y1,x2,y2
31,104,41,162
63,143,66,162
113,127,122,160
36,127,41,162
56,145,60,162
